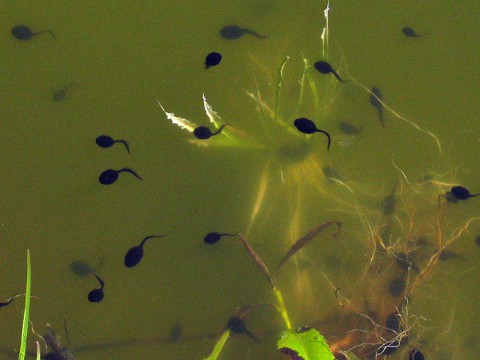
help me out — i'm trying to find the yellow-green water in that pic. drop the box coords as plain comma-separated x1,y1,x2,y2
1,1,480,359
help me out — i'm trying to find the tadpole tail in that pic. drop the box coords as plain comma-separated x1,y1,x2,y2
119,168,143,180
211,124,228,136
141,234,167,247
246,30,269,39
378,107,385,127
317,129,331,151
37,30,56,40
332,70,348,83
94,274,104,289
116,140,130,153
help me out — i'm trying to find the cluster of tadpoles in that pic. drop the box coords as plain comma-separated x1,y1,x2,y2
95,135,143,185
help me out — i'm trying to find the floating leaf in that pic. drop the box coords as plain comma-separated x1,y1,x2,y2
278,327,334,360
156,99,197,132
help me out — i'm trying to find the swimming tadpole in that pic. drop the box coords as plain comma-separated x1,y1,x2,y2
88,274,105,303
96,135,130,153
402,27,428,38
52,83,76,102
293,118,331,151
313,61,348,82
124,234,167,268
203,232,238,245
98,168,142,185
449,185,480,201
382,180,398,216
338,121,362,135
369,86,385,127
193,124,228,140
11,25,56,41
70,257,104,277
205,52,222,69
219,25,269,40
408,349,425,360
227,316,259,342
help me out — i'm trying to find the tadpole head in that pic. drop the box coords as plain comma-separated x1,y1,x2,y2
193,126,212,139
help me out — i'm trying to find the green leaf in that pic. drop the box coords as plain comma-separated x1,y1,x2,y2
18,249,31,360
277,327,334,360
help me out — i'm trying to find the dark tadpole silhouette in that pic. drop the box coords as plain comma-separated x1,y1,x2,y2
408,349,425,360
0,295,20,308
293,118,331,151
96,135,130,153
402,27,427,38
53,83,76,102
450,186,480,201
11,25,56,40
88,274,104,303
389,277,406,297
314,61,348,82
170,321,182,343
227,316,259,342
475,235,480,248
395,252,419,273
385,312,400,333
370,86,385,127
193,124,227,140
203,232,238,245
338,121,362,135
124,235,166,268
219,25,269,40
205,52,222,69
99,168,141,185
70,257,104,277
382,180,398,216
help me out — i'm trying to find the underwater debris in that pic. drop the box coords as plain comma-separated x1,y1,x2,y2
43,324,75,360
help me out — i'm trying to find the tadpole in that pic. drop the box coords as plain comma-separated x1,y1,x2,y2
0,295,20,308
53,83,76,102
338,121,362,135
369,86,385,127
475,235,480,248
450,186,480,200
124,235,166,268
88,274,105,303
70,257,104,277
293,118,331,151
402,27,427,38
205,52,222,69
98,168,142,185
96,135,130,153
11,25,56,40
170,321,182,342
227,316,259,342
193,124,227,140
385,312,400,333
314,61,348,82
382,180,398,216
219,25,269,40
408,349,425,360
395,252,419,272
389,277,406,297
204,232,238,245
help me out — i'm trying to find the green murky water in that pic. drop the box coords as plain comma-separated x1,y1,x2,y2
1,1,480,359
